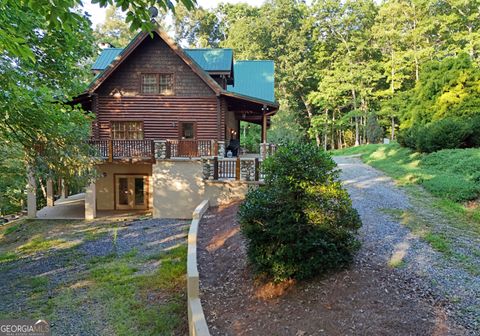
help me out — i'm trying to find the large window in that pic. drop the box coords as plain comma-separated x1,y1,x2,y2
141,73,173,95
111,121,144,140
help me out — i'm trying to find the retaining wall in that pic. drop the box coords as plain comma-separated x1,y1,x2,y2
187,200,210,336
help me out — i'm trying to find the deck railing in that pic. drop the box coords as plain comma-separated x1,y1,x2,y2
205,157,262,181
166,139,213,158
89,139,276,164
89,139,154,161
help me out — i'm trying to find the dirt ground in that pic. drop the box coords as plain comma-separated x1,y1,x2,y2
197,203,466,336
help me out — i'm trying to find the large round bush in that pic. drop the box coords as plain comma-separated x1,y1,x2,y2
238,143,361,282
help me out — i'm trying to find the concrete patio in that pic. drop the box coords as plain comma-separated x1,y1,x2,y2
36,193,151,220
37,193,85,219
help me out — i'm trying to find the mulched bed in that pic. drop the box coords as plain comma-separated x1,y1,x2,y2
198,203,466,336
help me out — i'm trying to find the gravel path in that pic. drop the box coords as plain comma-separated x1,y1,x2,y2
0,218,189,335
335,155,480,334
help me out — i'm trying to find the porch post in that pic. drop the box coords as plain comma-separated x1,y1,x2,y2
46,178,54,207
26,168,36,218
85,181,96,220
261,111,267,143
60,179,68,199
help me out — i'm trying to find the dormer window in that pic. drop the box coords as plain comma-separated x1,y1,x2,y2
141,73,173,95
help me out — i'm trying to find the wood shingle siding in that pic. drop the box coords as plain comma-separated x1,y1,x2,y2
96,34,215,97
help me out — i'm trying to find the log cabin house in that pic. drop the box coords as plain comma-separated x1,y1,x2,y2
70,29,278,219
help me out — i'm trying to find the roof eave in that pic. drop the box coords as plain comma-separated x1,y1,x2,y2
222,91,279,110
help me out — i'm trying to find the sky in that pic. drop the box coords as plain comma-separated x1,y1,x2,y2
83,0,266,28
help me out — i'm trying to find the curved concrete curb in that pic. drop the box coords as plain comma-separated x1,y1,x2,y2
187,200,210,336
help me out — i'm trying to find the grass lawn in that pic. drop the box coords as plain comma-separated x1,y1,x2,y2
0,216,188,335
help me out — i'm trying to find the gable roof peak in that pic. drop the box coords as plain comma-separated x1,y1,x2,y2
87,28,223,95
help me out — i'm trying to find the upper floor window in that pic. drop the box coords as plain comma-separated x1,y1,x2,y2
111,121,144,140
141,73,173,95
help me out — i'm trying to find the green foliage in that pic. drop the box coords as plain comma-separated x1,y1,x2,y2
402,54,480,126
417,118,471,153
239,122,261,153
239,143,361,282
398,116,480,153
94,5,138,48
366,112,383,143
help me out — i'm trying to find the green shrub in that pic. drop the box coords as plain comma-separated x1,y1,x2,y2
465,115,480,148
397,125,421,149
417,118,471,153
421,174,480,202
238,143,361,282
400,118,473,153
366,112,383,144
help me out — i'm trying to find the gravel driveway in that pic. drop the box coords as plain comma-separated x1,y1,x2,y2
335,155,480,334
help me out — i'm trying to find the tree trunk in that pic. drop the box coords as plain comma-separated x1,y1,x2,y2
391,48,396,140
302,96,321,147
338,129,343,149
352,88,359,146
323,109,328,151
38,177,47,199
331,109,336,150
391,116,395,140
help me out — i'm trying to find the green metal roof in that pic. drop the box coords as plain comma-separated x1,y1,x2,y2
184,48,233,72
92,47,233,72
227,61,275,103
91,46,275,103
91,48,123,70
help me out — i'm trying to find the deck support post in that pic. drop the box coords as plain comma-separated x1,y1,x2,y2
46,178,54,207
85,181,96,220
27,168,37,218
235,157,241,180
60,179,68,199
254,158,260,181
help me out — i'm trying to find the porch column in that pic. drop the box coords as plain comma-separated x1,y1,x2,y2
85,181,96,220
27,169,36,219
60,179,68,199
46,178,54,207
261,112,267,143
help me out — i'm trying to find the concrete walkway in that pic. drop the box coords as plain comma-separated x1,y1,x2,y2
37,193,85,219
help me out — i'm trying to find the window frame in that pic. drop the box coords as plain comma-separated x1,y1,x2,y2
178,121,197,140
110,121,145,140
140,73,174,96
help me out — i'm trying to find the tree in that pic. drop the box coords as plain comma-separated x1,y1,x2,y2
1,0,196,61
94,5,137,48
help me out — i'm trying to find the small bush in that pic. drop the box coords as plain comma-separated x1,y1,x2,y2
397,125,421,149
421,174,480,202
399,118,473,153
238,143,361,282
418,118,471,153
465,115,480,148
